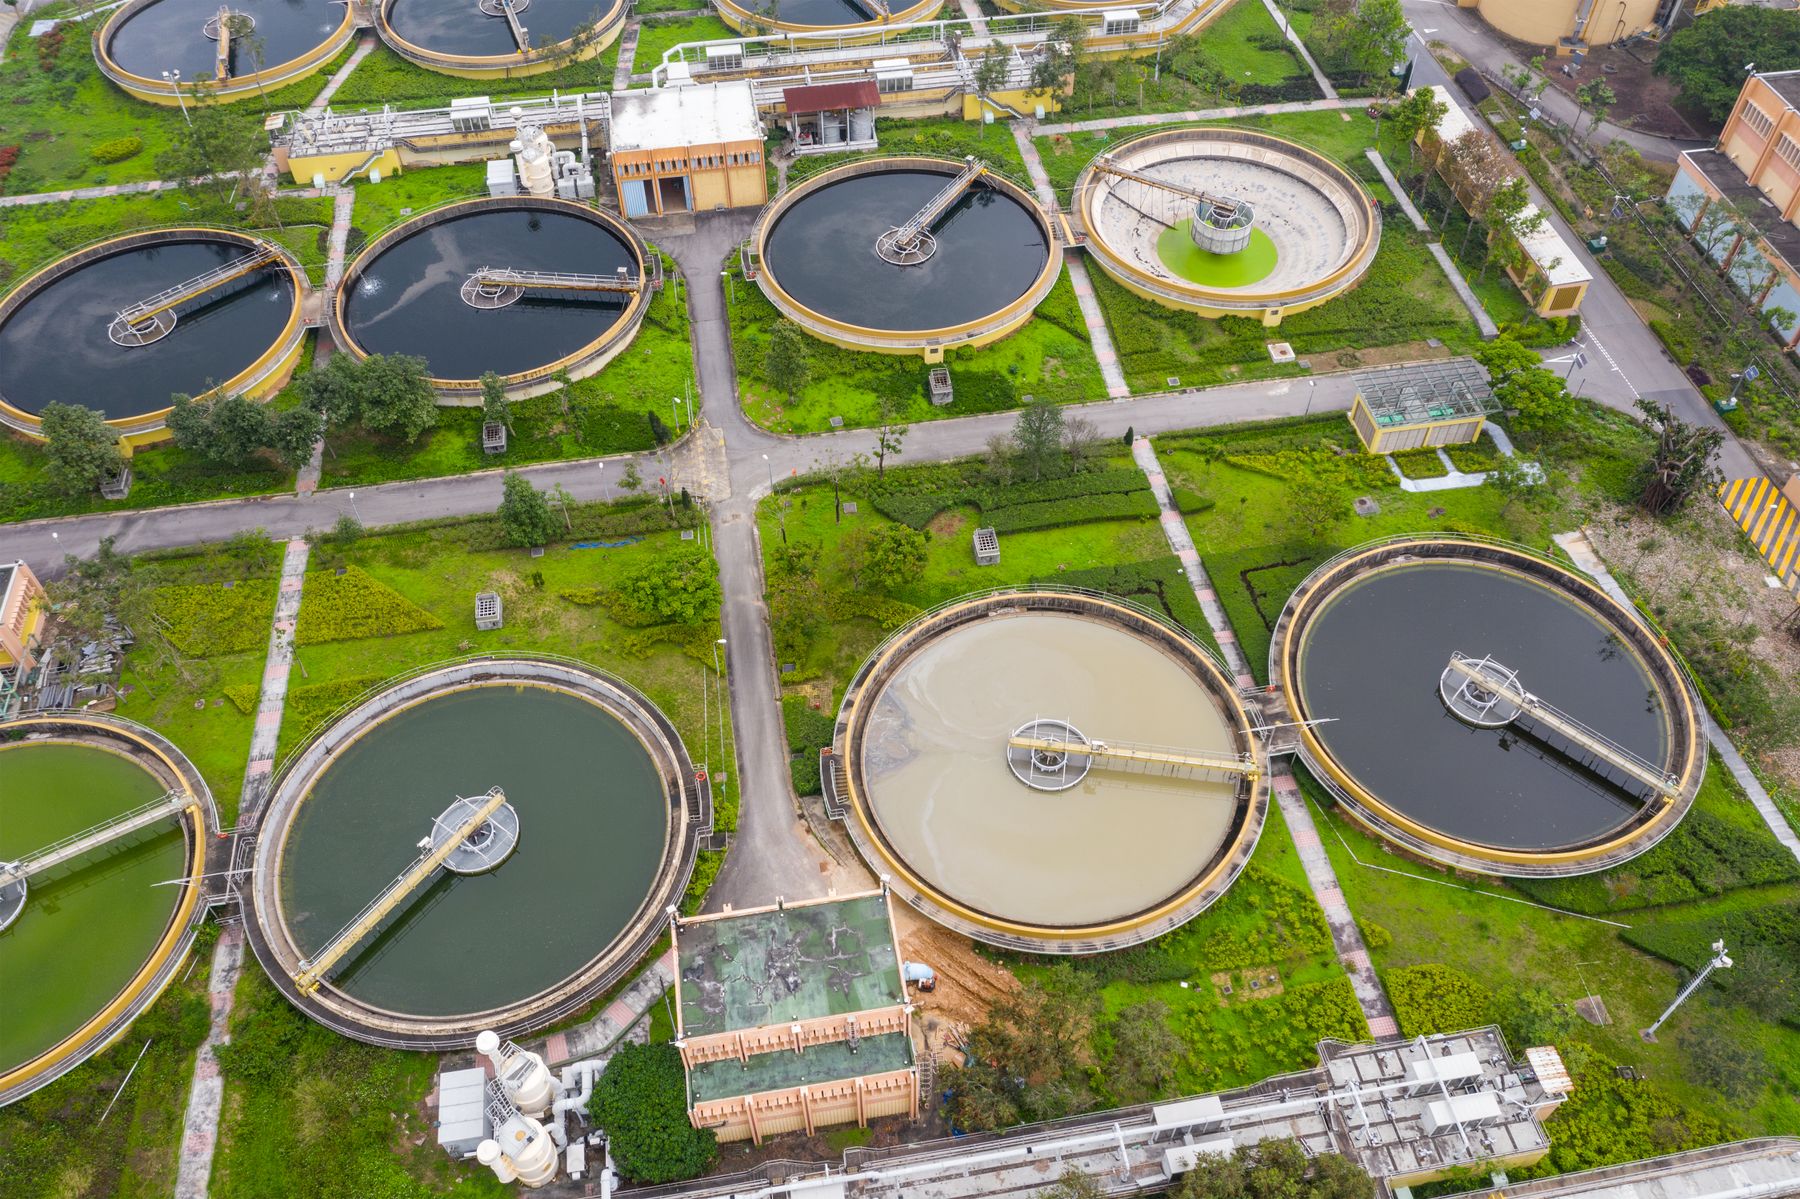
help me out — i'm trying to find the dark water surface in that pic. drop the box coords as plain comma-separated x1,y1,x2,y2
109,0,340,79
0,239,295,420
386,0,621,55
765,0,890,25
279,686,667,1016
765,169,1050,332
1297,563,1670,851
342,207,634,380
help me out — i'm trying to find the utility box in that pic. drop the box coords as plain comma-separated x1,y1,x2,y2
973,527,999,566
476,591,503,631
485,158,518,197
928,367,953,406
99,466,133,500
436,1067,491,1157
482,421,507,454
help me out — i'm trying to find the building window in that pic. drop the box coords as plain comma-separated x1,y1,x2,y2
1777,134,1800,172
1743,103,1774,138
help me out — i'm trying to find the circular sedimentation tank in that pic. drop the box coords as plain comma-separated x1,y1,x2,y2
754,157,1062,356
96,0,355,103
1271,537,1705,876
245,658,707,1046
712,0,939,36
1073,127,1380,322
0,229,306,442
377,0,625,78
0,715,216,1106
333,197,651,399
833,590,1266,952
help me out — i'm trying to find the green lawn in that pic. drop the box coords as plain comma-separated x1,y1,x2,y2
347,164,490,242
733,265,1104,434
0,430,295,526
628,16,737,80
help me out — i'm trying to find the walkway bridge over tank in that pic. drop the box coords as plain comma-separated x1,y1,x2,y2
876,157,987,265
460,266,644,309
293,787,515,994
1005,717,1257,792
0,790,199,932
476,0,532,51
1440,653,1678,802
108,247,281,347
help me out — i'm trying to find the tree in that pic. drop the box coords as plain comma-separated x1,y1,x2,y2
1483,451,1536,516
152,90,263,208
299,352,438,443
269,406,321,469
617,547,722,623
764,320,811,404
480,371,510,431
1496,366,1578,441
497,470,559,547
1063,415,1101,473
1481,177,1541,284
1473,335,1542,383
39,401,123,495
984,431,1016,483
42,537,142,660
974,44,1009,98
768,540,825,659
1657,8,1800,125
224,13,268,105
166,392,271,463
1172,1139,1373,1199
1012,395,1066,481
1574,79,1617,140
1030,18,1085,102
1104,1001,1182,1105
619,460,644,492
589,1043,716,1183
940,966,1102,1130
1440,129,1510,240
814,449,869,523
840,523,928,592
873,399,908,479
1323,0,1408,78
1387,86,1449,170
1043,1172,1108,1199
1635,396,1723,515
1286,476,1345,543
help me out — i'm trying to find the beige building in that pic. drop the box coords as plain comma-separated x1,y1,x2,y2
1669,70,1800,349
0,561,47,677
1462,0,1666,51
608,82,767,218
671,889,920,1145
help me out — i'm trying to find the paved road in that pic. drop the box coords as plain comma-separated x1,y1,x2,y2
1399,0,1709,164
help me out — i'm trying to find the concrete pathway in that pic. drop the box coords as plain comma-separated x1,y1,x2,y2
1036,96,1374,137
236,538,310,828
612,21,640,91
303,34,377,117
1554,531,1800,866
1367,149,1500,339
529,950,676,1067
955,0,989,36
1263,0,1336,101
1012,125,1132,398
321,187,355,293
1133,436,1398,1038
0,178,190,208
172,926,245,1199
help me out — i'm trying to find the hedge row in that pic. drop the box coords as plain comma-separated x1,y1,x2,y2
870,467,1150,529
1391,448,1449,479
295,566,445,646
985,490,1160,532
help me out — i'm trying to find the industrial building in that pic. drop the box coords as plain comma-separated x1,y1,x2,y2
1417,87,1590,318
1347,360,1498,453
607,82,768,217
0,561,46,678
671,889,919,1144
1668,69,1800,351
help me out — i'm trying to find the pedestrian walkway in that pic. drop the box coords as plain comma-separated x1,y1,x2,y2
525,950,676,1067
1036,95,1373,137
613,21,640,91
0,177,189,208
1013,125,1131,398
956,0,989,36
172,926,245,1199
1554,530,1800,866
1133,435,1399,1038
303,34,377,117
1262,0,1336,100
1366,149,1500,339
236,538,311,827
322,187,355,293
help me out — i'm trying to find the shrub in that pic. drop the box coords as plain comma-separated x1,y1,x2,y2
589,1043,716,1183
294,566,445,645
985,491,1160,532
153,580,280,656
1385,964,1492,1036
1444,440,1501,473
559,587,604,606
1170,487,1215,514
89,136,142,164
1390,448,1449,479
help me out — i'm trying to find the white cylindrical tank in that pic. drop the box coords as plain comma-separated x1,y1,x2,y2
513,123,557,198
477,1140,519,1184
493,1112,559,1188
477,1030,557,1117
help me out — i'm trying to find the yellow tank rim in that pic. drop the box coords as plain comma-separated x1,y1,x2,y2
95,0,356,103
374,0,625,77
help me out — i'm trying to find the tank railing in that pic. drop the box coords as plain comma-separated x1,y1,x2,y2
0,790,196,888
467,266,644,293
111,247,280,329
1089,155,1237,211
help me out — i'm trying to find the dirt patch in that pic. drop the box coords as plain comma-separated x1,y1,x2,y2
1211,966,1285,1005
928,510,969,539
892,906,1018,1053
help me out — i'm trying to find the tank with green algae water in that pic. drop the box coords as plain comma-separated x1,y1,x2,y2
0,742,189,1078
276,684,670,1019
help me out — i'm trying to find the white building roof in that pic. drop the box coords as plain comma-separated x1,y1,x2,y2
1424,84,1476,143
1515,203,1591,286
1406,1051,1483,1087
608,81,762,153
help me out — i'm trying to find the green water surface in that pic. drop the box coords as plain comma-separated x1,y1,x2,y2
1156,220,1279,288
0,742,186,1074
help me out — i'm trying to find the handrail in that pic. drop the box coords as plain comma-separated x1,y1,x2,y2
0,790,196,888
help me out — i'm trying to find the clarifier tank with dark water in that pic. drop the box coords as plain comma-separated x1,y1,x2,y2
383,0,622,58
103,0,345,81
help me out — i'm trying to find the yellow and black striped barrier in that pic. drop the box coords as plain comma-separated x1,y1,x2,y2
1718,476,1800,593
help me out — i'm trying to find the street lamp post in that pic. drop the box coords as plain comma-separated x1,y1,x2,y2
671,395,685,434
763,454,786,543
721,270,735,305
1303,377,1318,416
347,491,362,524
713,637,727,791
1643,939,1731,1041
163,70,191,126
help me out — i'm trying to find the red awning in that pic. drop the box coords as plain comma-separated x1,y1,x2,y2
783,80,880,115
